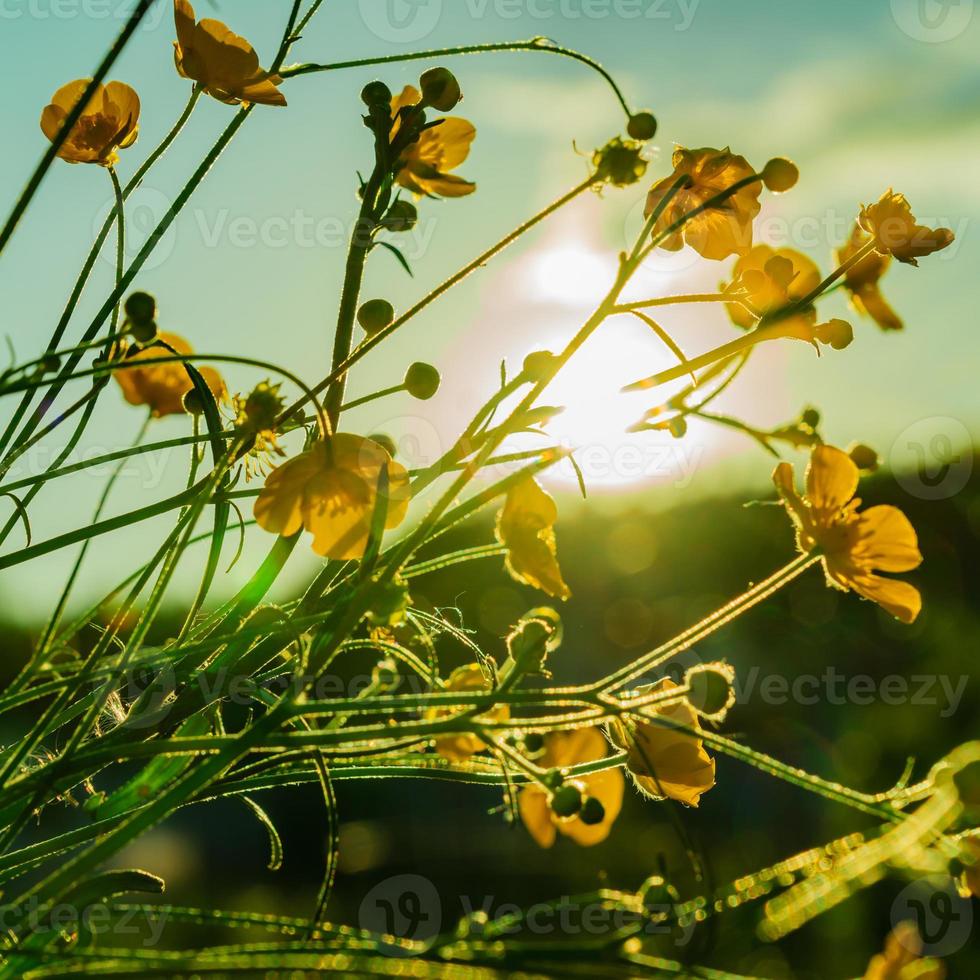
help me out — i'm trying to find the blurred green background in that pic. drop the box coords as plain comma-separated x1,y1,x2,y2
0,0,978,975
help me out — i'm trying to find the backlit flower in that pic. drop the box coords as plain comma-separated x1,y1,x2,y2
390,85,475,198
40,79,139,167
429,663,508,763
724,245,821,335
496,477,570,600
254,434,409,559
836,224,902,331
773,444,923,623
859,190,954,266
518,727,624,847
613,679,716,807
173,0,286,107
114,332,224,418
645,146,761,261
863,923,944,980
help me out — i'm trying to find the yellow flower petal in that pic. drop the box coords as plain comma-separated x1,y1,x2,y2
805,444,859,514
253,450,323,537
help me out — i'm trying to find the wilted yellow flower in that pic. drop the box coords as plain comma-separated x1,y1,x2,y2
429,663,508,763
863,923,944,980
836,225,902,331
114,332,224,418
859,190,954,266
254,434,409,559
496,477,570,600
773,445,923,623
390,85,475,198
645,146,761,260
613,679,716,807
173,0,286,107
40,79,139,167
518,727,624,847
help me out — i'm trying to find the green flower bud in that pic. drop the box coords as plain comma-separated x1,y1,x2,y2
182,388,206,415
360,80,392,108
382,199,418,233
124,291,156,327
39,353,61,374
368,433,398,457
684,663,736,720
801,406,821,429
592,137,648,187
357,299,395,336
668,416,687,439
578,796,606,825
523,732,545,755
762,157,799,193
848,443,879,472
419,67,461,111
404,361,440,400
128,318,158,345
522,349,558,383
550,783,583,818
626,111,657,141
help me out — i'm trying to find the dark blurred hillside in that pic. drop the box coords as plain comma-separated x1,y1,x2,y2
0,453,977,977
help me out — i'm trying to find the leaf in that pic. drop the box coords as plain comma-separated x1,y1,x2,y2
375,240,414,277
240,795,283,871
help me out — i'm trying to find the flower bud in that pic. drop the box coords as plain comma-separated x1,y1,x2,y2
626,111,657,141
236,381,284,436
684,663,736,721
124,291,156,327
522,349,558,383
801,406,821,429
762,157,799,193
404,361,440,400
419,67,461,111
592,137,648,187
814,318,854,350
368,433,398,457
382,199,418,233
357,299,395,336
578,796,606,825
523,732,545,755
39,353,61,374
182,387,206,415
128,318,158,345
667,416,687,439
360,80,392,108
550,783,583,818
848,443,879,472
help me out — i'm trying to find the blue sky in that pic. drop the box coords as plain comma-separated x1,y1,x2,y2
0,0,977,620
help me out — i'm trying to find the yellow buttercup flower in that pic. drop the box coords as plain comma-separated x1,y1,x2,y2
859,190,954,266
40,79,139,167
836,225,903,331
518,727,624,847
173,0,286,107
254,434,409,559
114,332,225,418
496,477,570,600
773,444,923,623
724,245,821,336
429,663,508,763
614,679,716,807
645,146,761,261
863,923,945,980
390,85,475,198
